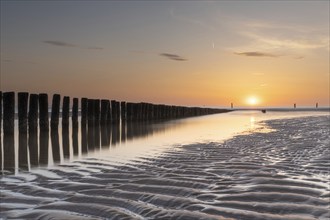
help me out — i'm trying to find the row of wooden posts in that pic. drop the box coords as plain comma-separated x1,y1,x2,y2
0,91,228,135
0,91,229,172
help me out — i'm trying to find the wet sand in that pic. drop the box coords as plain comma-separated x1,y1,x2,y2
1,115,329,219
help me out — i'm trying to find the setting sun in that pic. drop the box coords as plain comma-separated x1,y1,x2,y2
246,96,260,106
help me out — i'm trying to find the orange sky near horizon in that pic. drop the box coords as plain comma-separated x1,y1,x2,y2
1,1,329,108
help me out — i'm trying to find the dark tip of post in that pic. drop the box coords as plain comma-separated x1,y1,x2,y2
81,98,88,125
51,94,61,126
28,94,39,126
72,98,79,123
39,93,49,131
3,92,15,171
62,96,70,125
18,92,29,132
3,92,15,135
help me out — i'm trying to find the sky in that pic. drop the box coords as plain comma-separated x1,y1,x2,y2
1,1,329,108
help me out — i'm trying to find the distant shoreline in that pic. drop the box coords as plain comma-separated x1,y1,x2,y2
231,107,330,112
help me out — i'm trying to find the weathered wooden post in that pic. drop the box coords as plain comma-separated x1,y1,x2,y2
106,100,111,124
87,99,95,150
72,98,79,124
81,98,88,125
18,92,29,169
101,100,110,148
62,96,70,158
101,99,108,124
51,94,61,127
39,93,49,131
39,93,49,164
94,99,101,148
50,94,60,162
81,98,88,153
3,92,15,135
120,102,127,143
111,100,120,123
126,102,132,121
62,96,70,125
28,94,39,166
3,92,15,171
72,98,79,155
316,103,318,108
0,91,2,169
94,99,100,126
121,101,126,121
294,103,296,109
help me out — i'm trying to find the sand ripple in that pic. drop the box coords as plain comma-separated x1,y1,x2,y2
1,115,329,219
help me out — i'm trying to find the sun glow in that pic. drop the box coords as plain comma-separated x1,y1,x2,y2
246,96,259,106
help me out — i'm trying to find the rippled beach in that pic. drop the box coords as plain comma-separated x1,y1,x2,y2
1,112,329,219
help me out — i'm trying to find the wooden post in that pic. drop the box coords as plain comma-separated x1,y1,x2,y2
231,103,233,109
81,98,88,153
62,96,70,158
51,94,61,127
39,94,49,164
94,99,101,148
3,92,15,171
72,98,79,155
111,100,119,123
126,102,132,121
121,101,126,121
72,98,79,124
81,98,88,125
28,94,39,166
316,103,318,108
3,92,15,135
39,93,49,131
62,96,70,125
87,99,95,150
94,99,100,126
101,99,108,124
18,92,29,169
18,92,29,131
0,91,2,169
106,100,111,124
294,103,296,109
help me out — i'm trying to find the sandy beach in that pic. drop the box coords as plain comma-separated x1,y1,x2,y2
1,115,329,219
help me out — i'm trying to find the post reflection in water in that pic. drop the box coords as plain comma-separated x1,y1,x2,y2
111,122,120,147
51,125,61,163
72,121,79,156
39,129,49,165
101,123,111,148
81,122,88,153
28,129,38,167
3,134,15,172
3,115,181,173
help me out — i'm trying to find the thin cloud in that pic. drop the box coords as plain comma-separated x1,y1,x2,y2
2,59,13,62
43,40,77,47
87,46,104,50
43,40,103,50
234,51,279,58
160,53,187,61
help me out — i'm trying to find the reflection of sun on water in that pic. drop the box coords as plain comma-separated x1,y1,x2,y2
250,116,255,129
